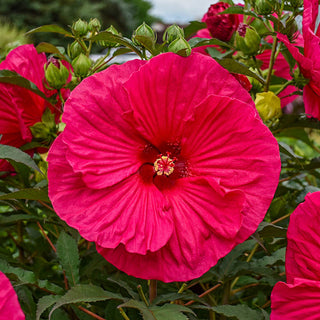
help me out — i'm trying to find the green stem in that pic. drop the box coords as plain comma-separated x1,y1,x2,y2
137,285,149,307
264,36,278,92
119,308,130,320
274,80,293,96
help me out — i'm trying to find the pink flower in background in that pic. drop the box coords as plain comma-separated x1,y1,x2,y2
0,271,25,320
271,191,320,319
48,52,280,282
0,44,70,173
203,2,240,42
278,0,320,119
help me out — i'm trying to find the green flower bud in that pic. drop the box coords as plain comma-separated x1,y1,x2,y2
72,19,89,37
99,25,121,48
293,68,310,89
88,18,101,32
30,108,57,144
281,18,299,41
163,24,184,43
72,53,91,77
44,58,70,89
235,23,261,56
67,41,83,59
168,37,191,57
286,0,303,8
132,22,156,46
255,91,282,122
255,0,274,15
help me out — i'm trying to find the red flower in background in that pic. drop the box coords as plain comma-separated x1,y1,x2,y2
271,192,320,319
0,44,70,173
278,0,320,119
0,271,25,320
203,2,240,42
48,52,280,282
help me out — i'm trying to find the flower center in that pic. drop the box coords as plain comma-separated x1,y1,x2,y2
154,152,177,176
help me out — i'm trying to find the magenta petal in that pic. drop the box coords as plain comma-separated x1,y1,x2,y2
125,52,254,145
62,60,148,189
97,176,245,282
285,191,320,283
271,279,320,320
304,84,320,120
0,272,25,320
48,135,173,254
181,94,281,240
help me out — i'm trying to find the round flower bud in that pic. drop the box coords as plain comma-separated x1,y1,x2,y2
44,57,70,89
88,18,101,32
67,41,83,60
235,23,261,56
132,22,156,46
72,19,89,37
72,53,91,77
167,37,191,57
163,24,184,43
99,25,121,48
254,0,274,15
203,2,240,42
255,91,282,122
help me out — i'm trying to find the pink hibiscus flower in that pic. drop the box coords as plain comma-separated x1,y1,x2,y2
0,271,25,320
0,44,69,173
278,0,320,119
271,191,320,319
47,52,280,282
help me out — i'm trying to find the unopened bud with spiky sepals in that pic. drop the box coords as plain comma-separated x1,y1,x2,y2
255,0,274,15
44,58,70,90
281,18,299,41
288,0,303,8
99,25,121,48
255,91,282,122
72,19,89,37
235,23,261,56
132,22,156,46
72,53,91,78
163,24,184,43
168,37,191,57
88,18,101,32
67,41,83,59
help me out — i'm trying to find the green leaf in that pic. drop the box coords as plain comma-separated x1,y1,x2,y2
252,247,286,268
0,188,49,202
184,21,207,39
153,292,204,305
212,304,264,320
0,70,51,103
134,35,159,56
0,144,41,173
36,295,61,320
119,300,156,320
36,42,69,61
56,231,80,287
0,213,39,225
214,58,265,84
278,142,303,160
26,25,73,37
221,6,262,20
107,277,139,299
49,284,125,319
90,32,143,58
188,37,234,49
258,222,287,238
150,304,195,320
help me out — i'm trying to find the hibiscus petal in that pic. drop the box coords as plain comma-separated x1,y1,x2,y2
285,191,320,283
125,52,255,146
181,94,280,240
62,60,148,189
271,279,320,320
0,271,25,320
97,176,245,282
304,84,320,120
48,135,173,254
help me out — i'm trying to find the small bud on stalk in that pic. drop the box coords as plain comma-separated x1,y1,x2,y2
67,41,83,59
72,19,89,37
99,25,121,48
235,23,261,56
44,57,70,90
255,91,282,122
72,53,92,77
163,24,184,43
254,0,274,15
132,22,156,46
88,18,101,32
168,37,191,57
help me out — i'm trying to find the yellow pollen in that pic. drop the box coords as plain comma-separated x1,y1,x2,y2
154,154,176,176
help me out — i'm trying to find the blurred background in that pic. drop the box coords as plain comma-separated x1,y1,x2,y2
0,0,217,53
